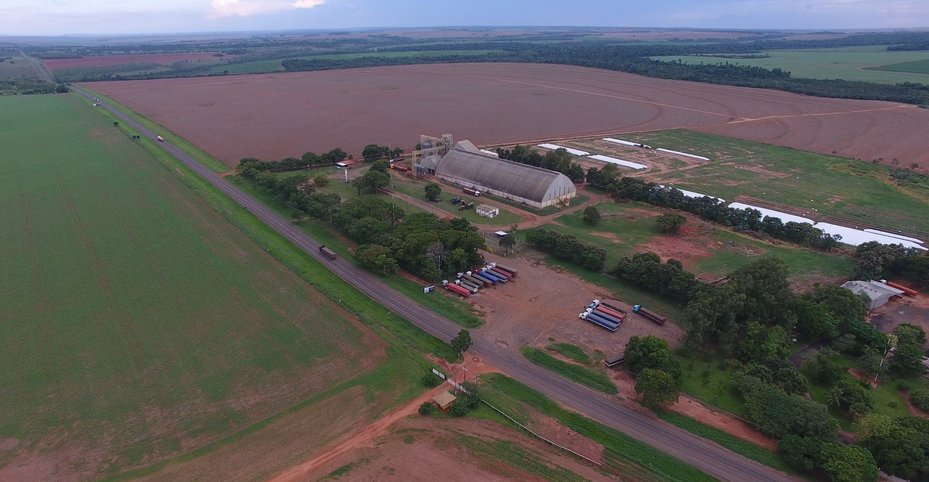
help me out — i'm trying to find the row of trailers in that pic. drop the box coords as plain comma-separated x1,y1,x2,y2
441,262,519,298
578,299,628,332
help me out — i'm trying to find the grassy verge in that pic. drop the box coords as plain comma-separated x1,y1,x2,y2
655,411,791,473
480,373,715,482
548,343,592,364
521,347,616,394
455,433,585,481
228,176,484,328
79,86,230,173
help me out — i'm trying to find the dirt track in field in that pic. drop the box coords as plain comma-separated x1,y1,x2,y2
86,63,929,168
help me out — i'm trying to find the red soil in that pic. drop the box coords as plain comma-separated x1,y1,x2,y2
45,53,219,71
86,63,929,168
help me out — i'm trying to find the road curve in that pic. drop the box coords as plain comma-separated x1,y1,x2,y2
76,88,793,482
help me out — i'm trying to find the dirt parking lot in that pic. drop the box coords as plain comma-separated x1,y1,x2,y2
471,254,683,357
871,292,929,349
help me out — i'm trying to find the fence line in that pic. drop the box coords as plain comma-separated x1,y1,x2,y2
481,400,602,466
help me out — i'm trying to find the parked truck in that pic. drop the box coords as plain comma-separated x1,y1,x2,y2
463,273,486,287
463,187,481,197
474,271,497,285
493,263,518,278
488,267,512,280
319,245,337,260
480,269,507,283
579,311,619,332
456,279,479,293
443,280,471,298
590,301,627,322
633,304,666,325
590,308,624,326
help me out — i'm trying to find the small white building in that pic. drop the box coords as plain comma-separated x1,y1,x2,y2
476,204,499,219
840,280,905,310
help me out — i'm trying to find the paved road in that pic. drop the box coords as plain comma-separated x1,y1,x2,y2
19,49,54,83
76,88,792,482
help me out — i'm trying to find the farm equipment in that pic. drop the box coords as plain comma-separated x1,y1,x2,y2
442,280,471,298
318,245,337,260
633,304,666,325
459,201,474,210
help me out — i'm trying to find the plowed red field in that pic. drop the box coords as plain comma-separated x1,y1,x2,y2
87,63,929,167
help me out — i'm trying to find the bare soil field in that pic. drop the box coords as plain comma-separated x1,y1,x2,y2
44,52,219,71
300,416,609,481
86,63,929,168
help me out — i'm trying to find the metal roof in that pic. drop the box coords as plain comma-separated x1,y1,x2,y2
435,146,575,204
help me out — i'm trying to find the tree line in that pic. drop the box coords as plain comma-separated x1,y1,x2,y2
523,229,606,271
605,176,841,251
853,241,929,288
238,148,349,174
495,146,586,183
240,157,485,281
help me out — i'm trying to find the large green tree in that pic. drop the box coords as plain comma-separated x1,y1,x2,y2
424,182,442,201
624,336,681,381
635,368,679,407
450,329,472,355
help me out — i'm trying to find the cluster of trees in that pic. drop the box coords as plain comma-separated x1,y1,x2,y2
611,253,699,303
853,241,929,288
0,80,69,95
238,148,349,174
362,143,403,162
859,415,929,481
655,213,686,235
351,159,391,194
585,164,622,190
495,146,586,183
611,179,841,251
625,336,682,407
333,198,485,280
675,257,929,481
523,229,606,270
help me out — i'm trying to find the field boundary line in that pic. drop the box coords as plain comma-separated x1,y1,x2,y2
481,400,603,466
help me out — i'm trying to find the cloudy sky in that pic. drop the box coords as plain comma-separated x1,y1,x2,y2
1,0,927,36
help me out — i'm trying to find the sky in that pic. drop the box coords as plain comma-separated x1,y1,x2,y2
0,0,927,36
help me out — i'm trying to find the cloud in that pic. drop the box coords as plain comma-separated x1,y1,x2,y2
210,0,324,17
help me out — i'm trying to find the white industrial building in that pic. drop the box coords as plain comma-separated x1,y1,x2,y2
840,280,905,310
417,139,576,209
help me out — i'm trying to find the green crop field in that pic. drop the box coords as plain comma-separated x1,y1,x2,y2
870,57,929,74
654,45,929,85
538,201,853,280
618,130,929,238
0,94,415,478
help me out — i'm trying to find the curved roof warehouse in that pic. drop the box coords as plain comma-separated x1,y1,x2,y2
430,141,576,209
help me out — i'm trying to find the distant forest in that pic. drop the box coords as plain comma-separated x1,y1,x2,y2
27,29,929,105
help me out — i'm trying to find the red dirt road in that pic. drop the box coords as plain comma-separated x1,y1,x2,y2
87,63,929,168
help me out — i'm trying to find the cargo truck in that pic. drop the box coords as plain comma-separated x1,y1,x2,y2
457,279,479,293
489,267,511,280
493,264,518,278
463,187,481,197
443,280,471,298
579,311,618,332
633,304,666,325
591,308,624,326
463,274,486,287
318,245,337,260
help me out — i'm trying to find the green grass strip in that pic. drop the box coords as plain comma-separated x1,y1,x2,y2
547,342,593,364
655,411,792,473
480,373,715,482
521,347,616,394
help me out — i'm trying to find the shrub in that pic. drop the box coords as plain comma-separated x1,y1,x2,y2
422,371,442,388
911,387,929,411
418,402,435,415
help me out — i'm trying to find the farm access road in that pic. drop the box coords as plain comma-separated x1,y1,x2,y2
77,88,792,482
